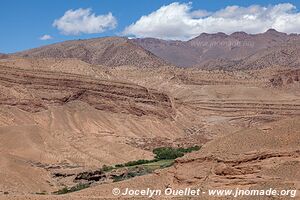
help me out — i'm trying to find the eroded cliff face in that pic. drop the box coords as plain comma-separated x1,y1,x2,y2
172,117,300,188
0,65,174,118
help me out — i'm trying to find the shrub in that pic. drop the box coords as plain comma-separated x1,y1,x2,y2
112,175,124,182
159,160,175,168
153,147,184,160
123,159,155,167
115,164,125,168
153,146,201,160
53,183,90,195
113,146,201,170
102,164,113,172
54,187,68,195
112,167,151,182
68,183,89,192
178,145,201,153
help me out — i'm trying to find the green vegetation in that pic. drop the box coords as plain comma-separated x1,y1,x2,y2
142,159,174,170
112,159,175,182
178,145,201,153
153,145,200,160
153,147,184,159
112,175,124,182
112,166,152,182
53,183,90,195
112,170,145,182
111,146,200,182
115,163,125,168
114,145,200,168
115,159,158,168
53,145,201,194
101,164,114,172
124,159,155,166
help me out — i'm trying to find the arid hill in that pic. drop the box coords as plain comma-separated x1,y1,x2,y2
200,41,300,70
0,53,8,59
133,29,300,68
0,54,299,199
229,40,300,70
14,37,167,68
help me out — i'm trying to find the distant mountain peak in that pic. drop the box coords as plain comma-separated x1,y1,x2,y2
264,28,287,36
230,31,248,36
198,32,209,37
230,31,250,39
266,28,279,33
215,32,227,37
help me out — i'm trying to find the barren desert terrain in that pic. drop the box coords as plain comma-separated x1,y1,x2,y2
0,30,299,200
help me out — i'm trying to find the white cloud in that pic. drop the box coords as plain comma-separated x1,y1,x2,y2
53,8,117,35
123,2,300,40
39,34,53,40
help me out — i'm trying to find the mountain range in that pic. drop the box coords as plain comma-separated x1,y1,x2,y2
133,29,300,69
14,29,300,70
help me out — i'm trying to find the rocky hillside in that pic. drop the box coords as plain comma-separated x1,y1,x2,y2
200,42,300,71
0,60,173,118
0,53,8,59
230,40,300,70
133,29,300,68
15,37,167,68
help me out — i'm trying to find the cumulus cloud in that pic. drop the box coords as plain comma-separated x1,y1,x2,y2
39,34,53,40
123,2,300,40
53,8,117,35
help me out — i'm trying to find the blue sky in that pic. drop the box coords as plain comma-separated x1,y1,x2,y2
1,0,300,53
